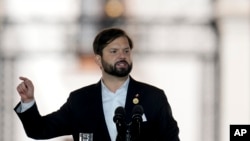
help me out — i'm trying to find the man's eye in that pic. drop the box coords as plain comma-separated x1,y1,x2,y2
110,50,117,53
125,50,130,53
124,49,130,54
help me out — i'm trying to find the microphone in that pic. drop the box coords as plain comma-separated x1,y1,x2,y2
132,105,143,123
131,105,144,141
113,106,126,141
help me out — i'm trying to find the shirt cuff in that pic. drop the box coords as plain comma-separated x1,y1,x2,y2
19,100,35,113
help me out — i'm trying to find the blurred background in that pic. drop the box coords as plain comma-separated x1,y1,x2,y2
0,0,249,141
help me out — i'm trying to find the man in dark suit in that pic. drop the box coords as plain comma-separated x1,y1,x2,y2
15,28,180,141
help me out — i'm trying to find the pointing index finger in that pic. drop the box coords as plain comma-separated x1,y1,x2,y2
19,76,28,81
19,76,33,86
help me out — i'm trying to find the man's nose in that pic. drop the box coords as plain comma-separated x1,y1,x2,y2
118,51,126,59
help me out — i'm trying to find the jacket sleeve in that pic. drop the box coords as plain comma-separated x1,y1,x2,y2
14,99,73,139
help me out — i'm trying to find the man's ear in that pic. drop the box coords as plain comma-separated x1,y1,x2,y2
94,54,102,68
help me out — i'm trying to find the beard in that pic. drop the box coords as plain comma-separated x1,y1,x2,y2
101,59,132,77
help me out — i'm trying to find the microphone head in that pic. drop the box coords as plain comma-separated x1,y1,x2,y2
115,106,125,115
113,106,125,123
132,105,144,116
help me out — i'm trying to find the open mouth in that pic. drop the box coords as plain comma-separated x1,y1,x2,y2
115,61,128,68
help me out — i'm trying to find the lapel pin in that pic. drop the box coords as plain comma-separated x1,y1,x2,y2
133,98,139,104
133,93,140,104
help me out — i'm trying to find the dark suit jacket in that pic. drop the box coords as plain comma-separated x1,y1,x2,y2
14,77,179,141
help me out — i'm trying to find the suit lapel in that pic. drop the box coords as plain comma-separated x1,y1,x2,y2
91,81,111,140
124,77,141,124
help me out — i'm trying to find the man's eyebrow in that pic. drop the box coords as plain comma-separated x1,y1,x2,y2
124,47,131,49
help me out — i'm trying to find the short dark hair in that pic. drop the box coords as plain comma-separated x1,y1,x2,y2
93,28,133,55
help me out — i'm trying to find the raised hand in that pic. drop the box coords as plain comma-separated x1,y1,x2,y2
16,77,35,103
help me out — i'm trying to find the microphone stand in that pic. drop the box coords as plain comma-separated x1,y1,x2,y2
115,123,131,141
125,123,131,141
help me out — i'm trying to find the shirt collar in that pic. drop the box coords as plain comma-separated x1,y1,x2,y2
101,77,130,93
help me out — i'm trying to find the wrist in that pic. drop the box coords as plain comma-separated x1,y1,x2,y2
21,98,34,103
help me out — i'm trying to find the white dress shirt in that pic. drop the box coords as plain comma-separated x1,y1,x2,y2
101,78,129,141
